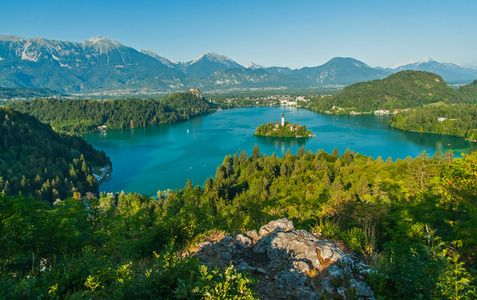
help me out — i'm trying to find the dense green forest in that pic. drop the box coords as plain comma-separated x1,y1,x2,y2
307,71,475,113
8,91,216,134
1,143,476,298
458,79,477,101
389,103,477,141
0,107,110,204
253,121,312,137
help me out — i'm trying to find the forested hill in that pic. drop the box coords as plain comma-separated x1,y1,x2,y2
388,104,477,140
383,79,477,140
8,91,215,133
0,107,110,203
458,79,477,101
308,70,467,113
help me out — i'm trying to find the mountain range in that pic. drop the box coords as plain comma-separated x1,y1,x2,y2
1,35,476,94
376,57,477,84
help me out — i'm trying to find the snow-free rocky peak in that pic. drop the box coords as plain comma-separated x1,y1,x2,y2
139,49,160,59
0,35,25,42
182,52,244,77
139,49,180,68
417,57,435,65
83,36,123,50
189,52,239,66
246,62,264,69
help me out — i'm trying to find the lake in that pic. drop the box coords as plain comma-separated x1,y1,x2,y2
84,107,477,197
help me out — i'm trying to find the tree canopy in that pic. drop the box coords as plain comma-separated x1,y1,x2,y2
389,103,477,140
0,107,110,203
8,91,216,134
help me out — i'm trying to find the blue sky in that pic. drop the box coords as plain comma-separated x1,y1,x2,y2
2,0,476,69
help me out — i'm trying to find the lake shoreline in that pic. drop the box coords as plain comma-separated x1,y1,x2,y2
85,107,477,196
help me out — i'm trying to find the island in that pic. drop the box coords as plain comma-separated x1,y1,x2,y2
253,113,314,138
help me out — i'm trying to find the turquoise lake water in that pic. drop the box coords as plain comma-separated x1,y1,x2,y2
84,107,477,197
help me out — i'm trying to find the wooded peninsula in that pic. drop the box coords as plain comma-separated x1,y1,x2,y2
8,91,216,134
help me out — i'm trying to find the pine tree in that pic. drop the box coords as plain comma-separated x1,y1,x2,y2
252,144,260,161
332,147,339,160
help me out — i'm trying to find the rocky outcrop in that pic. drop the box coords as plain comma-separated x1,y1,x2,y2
258,218,295,236
194,218,375,299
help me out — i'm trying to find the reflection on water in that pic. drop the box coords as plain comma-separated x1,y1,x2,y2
255,136,308,155
394,128,476,155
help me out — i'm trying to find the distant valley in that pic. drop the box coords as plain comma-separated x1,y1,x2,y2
1,35,477,95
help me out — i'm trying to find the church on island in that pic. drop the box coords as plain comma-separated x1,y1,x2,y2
254,113,314,138
274,113,297,131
